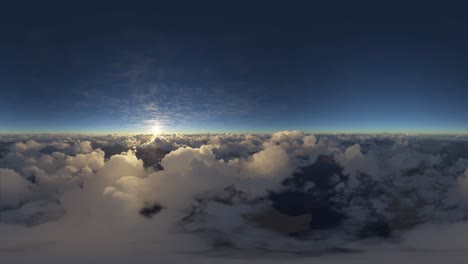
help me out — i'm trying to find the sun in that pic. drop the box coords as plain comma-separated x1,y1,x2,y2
151,124,161,135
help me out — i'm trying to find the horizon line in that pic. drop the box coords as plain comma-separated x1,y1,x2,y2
1,130,468,136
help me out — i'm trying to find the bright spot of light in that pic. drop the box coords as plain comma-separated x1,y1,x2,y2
151,124,161,135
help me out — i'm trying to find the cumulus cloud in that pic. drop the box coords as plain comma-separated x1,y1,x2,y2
98,150,147,185
237,145,293,196
0,132,468,262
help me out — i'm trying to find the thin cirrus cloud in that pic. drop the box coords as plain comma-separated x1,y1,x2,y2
76,59,273,133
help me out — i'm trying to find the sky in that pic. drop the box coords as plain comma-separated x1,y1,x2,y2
1,1,468,134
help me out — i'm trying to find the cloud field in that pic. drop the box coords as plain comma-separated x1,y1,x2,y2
1,131,468,263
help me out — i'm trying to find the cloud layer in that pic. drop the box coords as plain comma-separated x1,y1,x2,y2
1,131,468,262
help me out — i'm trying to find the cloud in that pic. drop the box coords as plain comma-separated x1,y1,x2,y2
0,132,468,261
98,150,147,185
237,145,293,196
0,168,34,210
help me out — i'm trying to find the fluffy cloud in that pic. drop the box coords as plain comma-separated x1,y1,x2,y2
98,150,146,185
237,145,293,196
146,146,237,210
0,131,467,261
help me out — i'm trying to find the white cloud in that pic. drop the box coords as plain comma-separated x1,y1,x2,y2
0,131,467,261
237,145,293,196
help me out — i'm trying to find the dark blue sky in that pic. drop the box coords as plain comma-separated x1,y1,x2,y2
1,1,468,133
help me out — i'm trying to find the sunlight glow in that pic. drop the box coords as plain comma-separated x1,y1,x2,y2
151,124,161,135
